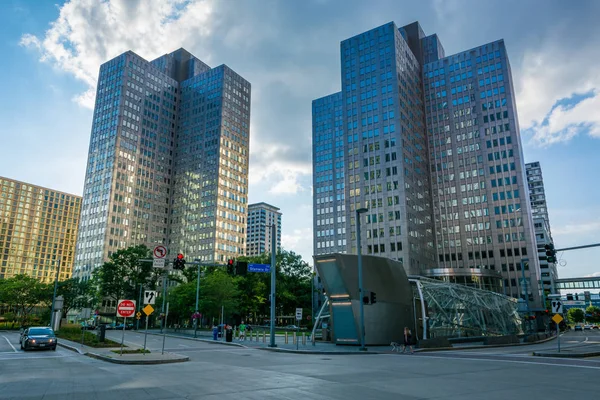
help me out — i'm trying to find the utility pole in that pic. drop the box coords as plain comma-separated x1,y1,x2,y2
50,259,61,330
269,223,277,348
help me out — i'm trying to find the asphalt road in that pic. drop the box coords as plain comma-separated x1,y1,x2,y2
2,329,600,399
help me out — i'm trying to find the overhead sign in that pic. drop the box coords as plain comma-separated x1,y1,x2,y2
153,258,165,269
153,245,167,259
552,314,564,325
117,299,136,318
144,290,157,305
248,263,270,273
295,308,302,321
551,300,563,314
143,304,154,316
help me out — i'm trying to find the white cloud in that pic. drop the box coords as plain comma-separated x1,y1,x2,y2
248,140,312,195
515,36,599,146
553,219,600,236
21,0,215,108
282,227,314,263
529,91,600,146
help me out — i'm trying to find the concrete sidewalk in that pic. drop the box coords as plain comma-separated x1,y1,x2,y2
144,330,400,354
533,344,600,358
58,337,189,364
142,329,568,355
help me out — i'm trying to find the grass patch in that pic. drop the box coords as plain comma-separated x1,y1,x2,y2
56,325,123,348
111,348,151,354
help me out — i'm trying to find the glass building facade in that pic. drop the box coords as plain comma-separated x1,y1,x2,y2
0,177,81,283
312,21,542,307
246,202,282,256
526,162,551,235
74,49,250,279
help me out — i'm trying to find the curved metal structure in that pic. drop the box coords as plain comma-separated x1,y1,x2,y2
410,276,522,338
314,253,523,345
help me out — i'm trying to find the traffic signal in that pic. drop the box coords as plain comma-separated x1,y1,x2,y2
227,259,235,275
545,243,557,263
236,261,248,276
173,253,186,270
362,293,370,305
370,291,377,304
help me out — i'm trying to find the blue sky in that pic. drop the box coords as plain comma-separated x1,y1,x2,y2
1,0,600,280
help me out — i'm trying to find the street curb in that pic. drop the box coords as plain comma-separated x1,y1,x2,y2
145,332,248,348
85,352,190,365
533,351,600,358
416,334,557,352
58,338,189,364
256,347,384,355
57,342,85,355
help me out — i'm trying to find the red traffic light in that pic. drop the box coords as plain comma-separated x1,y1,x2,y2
177,253,184,260
227,259,234,266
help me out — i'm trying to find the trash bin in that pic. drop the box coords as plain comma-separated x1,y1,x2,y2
98,324,106,342
226,328,233,342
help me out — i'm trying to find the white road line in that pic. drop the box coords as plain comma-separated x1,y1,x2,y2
0,355,67,361
2,335,17,352
381,354,600,370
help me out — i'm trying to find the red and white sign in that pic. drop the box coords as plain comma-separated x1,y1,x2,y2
153,245,167,259
117,299,136,318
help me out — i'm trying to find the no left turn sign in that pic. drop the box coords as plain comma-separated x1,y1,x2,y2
153,245,167,259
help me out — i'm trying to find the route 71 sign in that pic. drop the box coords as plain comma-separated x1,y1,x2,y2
551,300,563,314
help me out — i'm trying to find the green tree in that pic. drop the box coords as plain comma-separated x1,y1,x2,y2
232,249,313,324
568,308,585,324
0,275,52,326
586,306,600,323
167,280,197,324
91,245,158,302
201,270,239,323
57,278,94,316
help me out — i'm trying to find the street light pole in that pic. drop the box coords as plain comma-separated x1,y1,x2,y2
520,258,530,314
269,223,277,347
194,263,201,338
356,207,368,351
521,258,531,334
50,259,61,329
136,283,143,330
160,271,168,334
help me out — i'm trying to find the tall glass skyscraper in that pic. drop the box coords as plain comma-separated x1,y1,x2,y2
312,21,542,307
74,49,250,280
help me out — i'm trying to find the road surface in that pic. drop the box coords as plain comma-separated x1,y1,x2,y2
1,329,599,399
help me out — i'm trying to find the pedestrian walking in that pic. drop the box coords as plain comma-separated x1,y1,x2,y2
239,321,246,341
402,327,414,354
